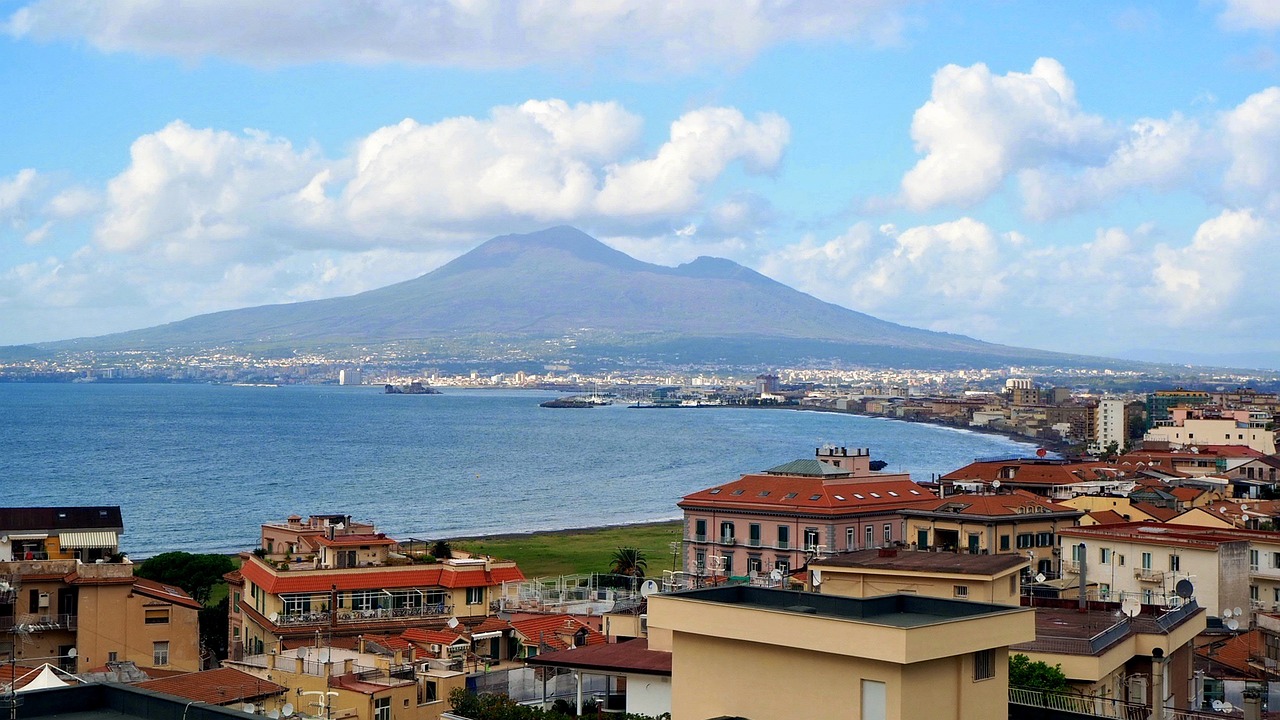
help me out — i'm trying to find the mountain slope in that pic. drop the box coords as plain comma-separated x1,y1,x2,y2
42,226,1094,367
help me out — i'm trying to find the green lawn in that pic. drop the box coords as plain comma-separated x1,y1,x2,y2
452,521,684,578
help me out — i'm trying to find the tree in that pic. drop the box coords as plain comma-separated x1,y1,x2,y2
1009,653,1069,693
135,552,235,605
200,596,229,665
431,540,453,560
609,547,647,578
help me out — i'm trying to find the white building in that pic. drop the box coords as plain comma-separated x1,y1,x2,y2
1095,397,1127,452
338,368,362,386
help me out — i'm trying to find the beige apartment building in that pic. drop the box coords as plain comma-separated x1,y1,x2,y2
0,558,201,673
646,585,1035,720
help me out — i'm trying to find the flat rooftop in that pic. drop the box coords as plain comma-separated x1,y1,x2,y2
669,585,1025,628
11,684,271,720
814,548,1028,575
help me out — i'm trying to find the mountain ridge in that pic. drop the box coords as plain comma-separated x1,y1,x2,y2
30,226,1107,368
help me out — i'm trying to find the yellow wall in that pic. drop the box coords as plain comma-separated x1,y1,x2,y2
816,567,1022,606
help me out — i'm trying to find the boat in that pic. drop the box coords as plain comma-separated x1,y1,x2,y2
540,398,596,408
384,381,440,395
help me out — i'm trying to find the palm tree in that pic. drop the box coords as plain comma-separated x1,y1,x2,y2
610,547,648,578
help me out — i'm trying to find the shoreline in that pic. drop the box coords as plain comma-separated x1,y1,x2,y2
449,518,682,543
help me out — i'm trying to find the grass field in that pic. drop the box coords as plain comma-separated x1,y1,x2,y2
452,521,684,578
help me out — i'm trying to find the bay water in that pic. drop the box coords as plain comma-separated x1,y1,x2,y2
0,384,1040,556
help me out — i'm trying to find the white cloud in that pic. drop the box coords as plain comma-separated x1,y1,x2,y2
5,0,912,71
1223,87,1280,206
900,58,1111,210
1020,114,1203,220
1219,0,1280,31
45,186,101,218
1152,208,1272,323
0,168,39,224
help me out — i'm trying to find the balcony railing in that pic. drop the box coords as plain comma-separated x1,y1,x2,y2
693,534,707,543
776,541,789,550
0,613,76,632
1134,568,1164,582
275,605,452,627
1061,560,1080,574
746,538,761,547
719,536,736,546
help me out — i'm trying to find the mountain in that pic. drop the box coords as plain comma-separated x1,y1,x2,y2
37,226,1105,368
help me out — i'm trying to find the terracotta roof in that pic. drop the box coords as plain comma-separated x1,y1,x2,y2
940,460,1120,486
135,668,287,705
361,634,415,653
811,549,1027,576
133,577,203,610
1060,522,1280,549
525,638,671,676
509,615,605,652
679,475,933,516
0,664,53,691
1169,487,1207,501
402,628,468,646
239,557,524,594
0,506,123,532
1197,628,1265,678
1085,510,1129,525
902,489,1080,519
467,616,513,634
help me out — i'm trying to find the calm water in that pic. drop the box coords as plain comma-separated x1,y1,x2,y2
0,384,1040,556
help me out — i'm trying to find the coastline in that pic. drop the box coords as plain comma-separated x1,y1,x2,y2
449,517,682,543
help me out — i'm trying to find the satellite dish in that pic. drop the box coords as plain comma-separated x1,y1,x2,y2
1227,618,1240,631
447,617,459,629
1241,504,1249,513
769,569,783,582
282,704,295,716
1036,448,1048,458
1222,702,1235,713
811,569,822,586
268,711,281,719
1121,597,1141,618
1034,573,1046,583
66,648,77,658
991,479,1001,489
1234,607,1244,618
1223,608,1233,618
269,612,279,623
243,704,257,714
1175,579,1194,599
640,580,659,597
1213,700,1225,711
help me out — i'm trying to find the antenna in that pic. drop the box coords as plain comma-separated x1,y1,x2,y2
769,569,784,583
1034,573,1046,584
991,479,1001,490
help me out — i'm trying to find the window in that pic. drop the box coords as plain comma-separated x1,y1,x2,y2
720,521,735,542
1170,555,1181,572
144,609,170,624
954,585,969,598
695,551,706,571
777,525,790,549
108,652,118,662
847,528,856,550
775,558,789,575
748,524,761,546
973,649,995,681
1016,534,1035,549
747,556,762,574
804,528,819,549
1142,552,1152,569
1272,552,1280,569
1252,550,1260,571
374,697,391,720
862,680,886,720
865,526,874,548
466,587,485,605
1100,548,1111,564
694,519,706,542
722,554,733,575
1000,535,1010,551
152,641,169,666
1099,583,1111,600
883,524,892,545
233,592,241,613
1251,585,1260,601
1036,532,1054,547
352,590,376,611
419,680,438,704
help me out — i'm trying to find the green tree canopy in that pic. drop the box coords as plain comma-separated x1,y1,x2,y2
1009,653,1069,693
135,551,235,605
609,547,648,578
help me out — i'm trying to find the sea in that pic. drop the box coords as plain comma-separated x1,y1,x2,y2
0,384,1042,557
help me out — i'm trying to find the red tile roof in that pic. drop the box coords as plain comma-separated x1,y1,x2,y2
133,577,203,610
135,667,287,705
1196,628,1265,677
361,634,415,653
1085,510,1129,525
315,533,396,548
1130,502,1180,522
679,475,933,516
402,628,468,646
509,615,605,652
941,460,1121,486
239,557,524,594
1169,487,1207,501
1061,522,1280,549
904,489,1079,518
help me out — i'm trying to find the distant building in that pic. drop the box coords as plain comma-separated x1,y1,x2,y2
1096,396,1127,451
755,373,780,394
1146,389,1211,424
339,368,362,386
808,548,1029,604
678,452,931,580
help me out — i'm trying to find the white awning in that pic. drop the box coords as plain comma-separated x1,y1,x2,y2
470,631,503,640
7,533,48,541
58,531,118,549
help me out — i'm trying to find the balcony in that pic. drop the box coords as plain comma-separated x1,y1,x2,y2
746,538,761,548
776,541,790,550
274,604,453,628
719,536,736,546
1134,568,1164,582
693,534,707,543
0,613,76,633
1061,560,1080,574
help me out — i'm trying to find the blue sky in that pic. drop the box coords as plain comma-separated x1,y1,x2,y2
2,1,1280,368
